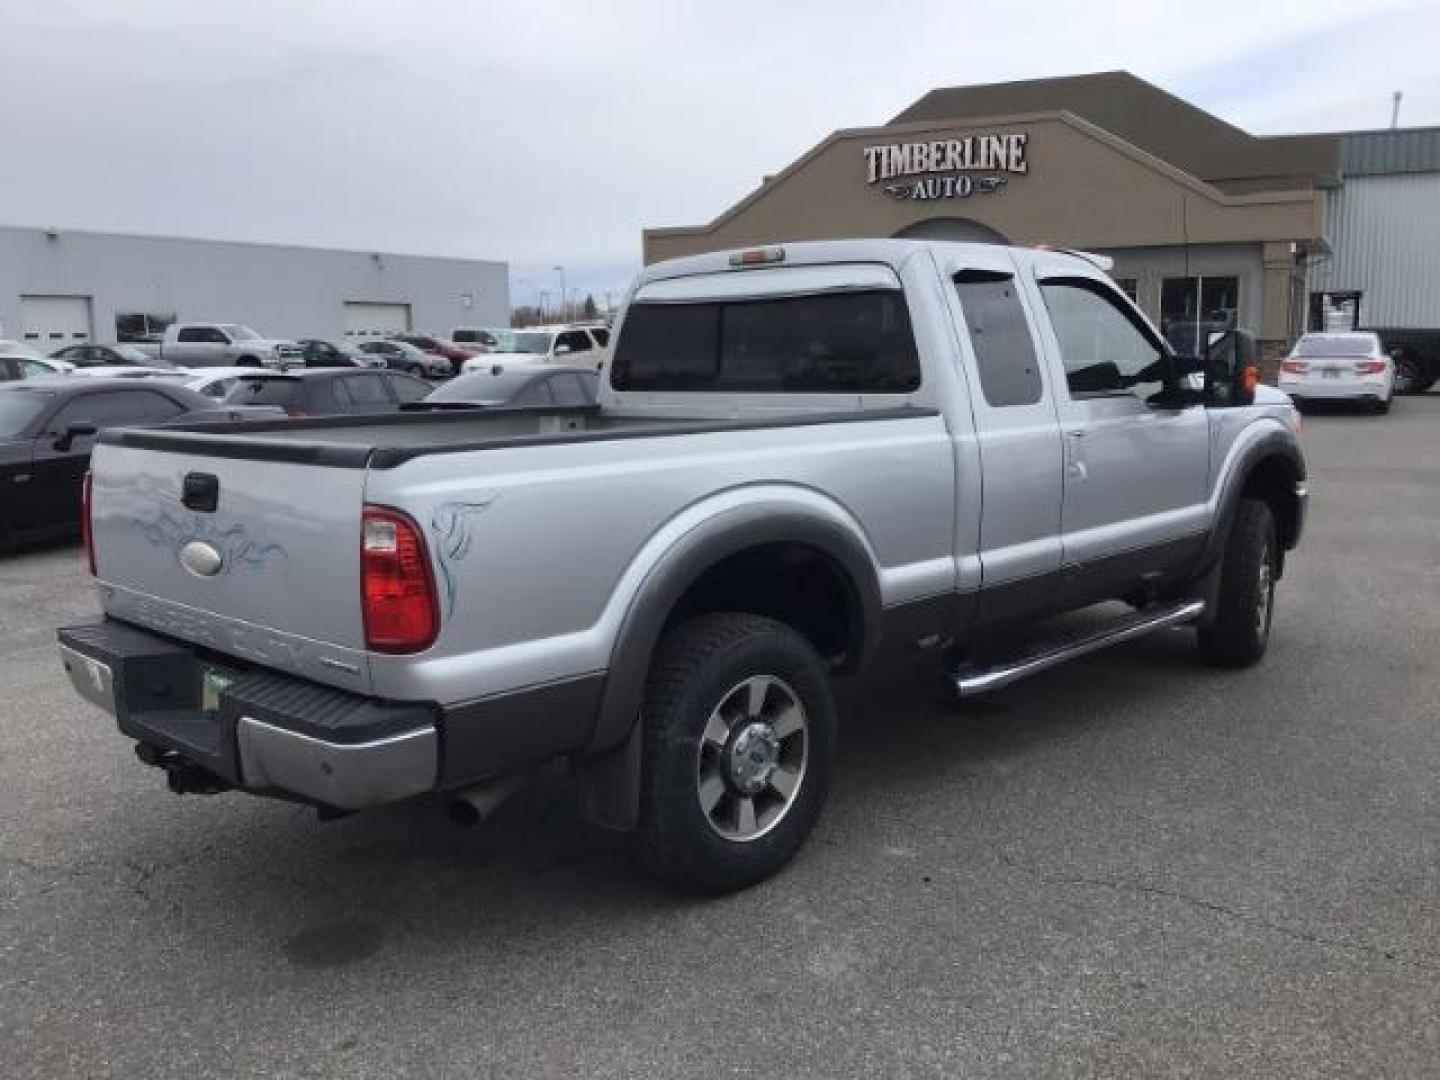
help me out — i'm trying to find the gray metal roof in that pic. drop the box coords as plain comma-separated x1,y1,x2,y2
1341,128,1440,176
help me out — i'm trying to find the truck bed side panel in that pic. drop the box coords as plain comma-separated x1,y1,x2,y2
363,413,957,706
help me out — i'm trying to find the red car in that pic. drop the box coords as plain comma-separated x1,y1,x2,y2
392,334,471,375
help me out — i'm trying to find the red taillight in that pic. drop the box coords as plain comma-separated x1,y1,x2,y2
81,470,96,576
286,408,307,417
1355,359,1387,375
1281,359,1308,374
361,506,438,653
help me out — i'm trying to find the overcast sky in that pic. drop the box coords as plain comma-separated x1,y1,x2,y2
3,0,1438,306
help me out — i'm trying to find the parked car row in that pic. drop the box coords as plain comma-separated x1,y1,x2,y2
0,362,599,546
0,379,285,548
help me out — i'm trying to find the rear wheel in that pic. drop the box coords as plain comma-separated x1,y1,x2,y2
1391,350,1424,395
1197,499,1276,668
636,613,835,893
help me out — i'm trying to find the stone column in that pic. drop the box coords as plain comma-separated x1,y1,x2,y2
1259,241,1299,383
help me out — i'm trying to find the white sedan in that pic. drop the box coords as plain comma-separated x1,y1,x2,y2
1278,331,1395,413
140,367,271,400
1,347,75,377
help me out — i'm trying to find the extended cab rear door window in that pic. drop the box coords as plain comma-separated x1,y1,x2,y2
612,290,920,393
1039,278,1168,403
954,270,1043,407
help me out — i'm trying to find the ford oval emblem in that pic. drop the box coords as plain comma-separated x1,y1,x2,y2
179,540,224,577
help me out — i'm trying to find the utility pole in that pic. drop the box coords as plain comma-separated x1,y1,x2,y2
554,265,567,323
1391,91,1403,129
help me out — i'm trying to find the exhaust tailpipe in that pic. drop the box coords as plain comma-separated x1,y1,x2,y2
447,772,529,828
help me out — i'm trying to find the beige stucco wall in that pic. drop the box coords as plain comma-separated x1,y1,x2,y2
643,113,1324,276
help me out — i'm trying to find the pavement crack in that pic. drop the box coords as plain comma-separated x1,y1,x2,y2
988,842,1440,971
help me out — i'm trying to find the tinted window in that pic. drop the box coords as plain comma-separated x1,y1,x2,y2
954,271,1042,407
556,331,591,354
50,390,184,431
1040,280,1167,402
0,391,52,434
22,359,53,378
590,327,610,347
224,378,300,408
612,291,921,394
340,375,392,409
177,327,210,343
387,374,431,403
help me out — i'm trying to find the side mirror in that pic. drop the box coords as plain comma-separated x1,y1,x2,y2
1203,329,1259,407
54,421,98,452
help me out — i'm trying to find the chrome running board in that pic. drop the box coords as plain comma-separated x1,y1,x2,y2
953,599,1206,697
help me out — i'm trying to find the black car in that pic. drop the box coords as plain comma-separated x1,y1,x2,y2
413,365,599,409
294,339,365,368
0,379,265,546
219,368,434,417
51,343,171,369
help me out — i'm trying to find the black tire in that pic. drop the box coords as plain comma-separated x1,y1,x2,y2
1391,351,1423,395
1374,396,1392,415
636,613,836,893
1197,499,1277,668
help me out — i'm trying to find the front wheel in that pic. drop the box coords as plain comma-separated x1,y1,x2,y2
1197,498,1277,668
636,613,836,893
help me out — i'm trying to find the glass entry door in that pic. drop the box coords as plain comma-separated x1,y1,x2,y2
1160,276,1239,356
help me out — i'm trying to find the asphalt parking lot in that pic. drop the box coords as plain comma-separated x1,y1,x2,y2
3,397,1438,1079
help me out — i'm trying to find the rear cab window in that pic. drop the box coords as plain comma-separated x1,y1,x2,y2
612,275,920,394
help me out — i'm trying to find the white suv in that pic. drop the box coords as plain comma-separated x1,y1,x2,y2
461,325,609,373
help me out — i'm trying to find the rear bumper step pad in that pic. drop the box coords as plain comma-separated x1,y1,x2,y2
58,618,438,809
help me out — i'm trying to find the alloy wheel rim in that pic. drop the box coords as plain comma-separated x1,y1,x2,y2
695,675,808,842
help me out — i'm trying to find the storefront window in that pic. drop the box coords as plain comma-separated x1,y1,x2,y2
1160,276,1238,356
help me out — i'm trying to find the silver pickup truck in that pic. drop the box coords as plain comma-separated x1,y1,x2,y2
58,240,1307,892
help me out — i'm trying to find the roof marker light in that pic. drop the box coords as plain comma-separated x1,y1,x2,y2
729,246,786,268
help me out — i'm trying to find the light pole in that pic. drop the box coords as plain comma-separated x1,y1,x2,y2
554,265,567,322
538,290,550,325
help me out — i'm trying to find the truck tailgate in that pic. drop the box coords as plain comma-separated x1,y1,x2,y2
89,441,373,695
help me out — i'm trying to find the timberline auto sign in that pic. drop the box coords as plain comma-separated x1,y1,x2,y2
864,132,1029,201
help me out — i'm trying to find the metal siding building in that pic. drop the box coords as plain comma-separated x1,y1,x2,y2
1309,131,1440,329
0,226,509,348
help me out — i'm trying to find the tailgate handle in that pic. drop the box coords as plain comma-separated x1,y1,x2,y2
182,472,219,513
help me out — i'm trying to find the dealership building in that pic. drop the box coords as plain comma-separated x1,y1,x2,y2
0,226,509,348
645,72,1440,377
